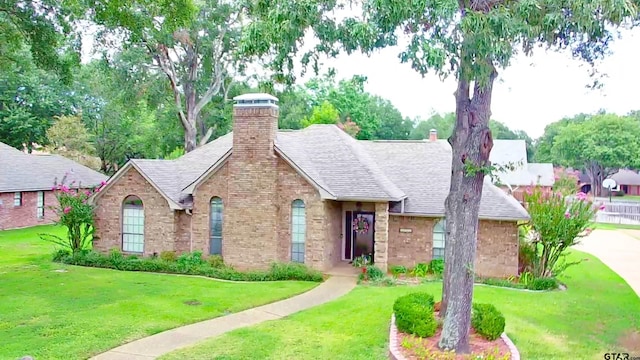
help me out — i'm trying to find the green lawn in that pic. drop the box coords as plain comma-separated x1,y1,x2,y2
0,225,318,360
163,251,640,360
593,222,640,231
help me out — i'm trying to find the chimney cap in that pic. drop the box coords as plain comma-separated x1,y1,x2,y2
233,93,279,108
429,128,437,133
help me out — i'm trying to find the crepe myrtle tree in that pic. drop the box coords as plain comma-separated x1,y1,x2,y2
239,0,639,353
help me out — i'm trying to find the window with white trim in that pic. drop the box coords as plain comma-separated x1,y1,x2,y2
14,192,22,206
291,199,306,263
122,196,144,253
433,219,446,260
36,191,44,218
209,197,223,255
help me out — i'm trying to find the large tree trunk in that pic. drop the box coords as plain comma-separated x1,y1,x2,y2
586,161,604,197
438,64,497,353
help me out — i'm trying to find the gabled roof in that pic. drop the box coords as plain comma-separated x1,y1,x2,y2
102,125,528,221
0,142,107,192
489,140,554,187
361,140,530,221
610,169,640,186
275,125,406,201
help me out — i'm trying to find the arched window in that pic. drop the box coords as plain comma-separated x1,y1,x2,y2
122,195,144,253
210,197,223,255
291,199,306,263
433,219,446,260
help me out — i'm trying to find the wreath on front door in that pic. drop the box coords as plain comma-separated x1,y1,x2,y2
352,216,370,234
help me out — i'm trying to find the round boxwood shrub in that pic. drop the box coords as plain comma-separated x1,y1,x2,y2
393,292,437,337
471,303,506,341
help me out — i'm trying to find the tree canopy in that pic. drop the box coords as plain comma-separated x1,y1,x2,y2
241,0,640,352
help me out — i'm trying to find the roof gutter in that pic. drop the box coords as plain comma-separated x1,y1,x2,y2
389,212,529,222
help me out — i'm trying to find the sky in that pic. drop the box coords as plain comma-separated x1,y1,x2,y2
299,28,640,139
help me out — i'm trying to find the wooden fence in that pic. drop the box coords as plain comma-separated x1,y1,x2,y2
596,202,640,225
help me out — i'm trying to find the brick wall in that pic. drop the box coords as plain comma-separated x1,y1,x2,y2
324,200,343,266
225,105,280,270
0,190,57,230
93,166,178,256
476,220,519,277
191,162,229,255
387,215,518,277
276,157,327,270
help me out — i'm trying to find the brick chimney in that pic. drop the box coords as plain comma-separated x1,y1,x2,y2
231,93,279,157
429,129,438,142
225,93,279,270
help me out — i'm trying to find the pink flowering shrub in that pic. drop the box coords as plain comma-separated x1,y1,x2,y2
39,174,106,253
523,186,602,278
553,167,581,196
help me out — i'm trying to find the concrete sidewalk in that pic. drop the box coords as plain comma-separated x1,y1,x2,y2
574,229,640,297
91,275,357,360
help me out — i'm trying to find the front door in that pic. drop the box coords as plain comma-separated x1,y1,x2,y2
344,211,375,262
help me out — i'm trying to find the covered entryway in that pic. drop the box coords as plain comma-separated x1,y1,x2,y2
343,211,375,263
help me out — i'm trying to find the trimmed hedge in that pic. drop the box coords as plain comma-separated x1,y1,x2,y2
471,303,506,341
393,292,437,337
479,276,558,291
53,249,324,282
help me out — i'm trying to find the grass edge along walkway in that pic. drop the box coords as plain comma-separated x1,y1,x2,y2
92,275,357,360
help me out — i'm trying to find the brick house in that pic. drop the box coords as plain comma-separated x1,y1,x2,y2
0,142,107,230
489,139,555,203
92,93,529,277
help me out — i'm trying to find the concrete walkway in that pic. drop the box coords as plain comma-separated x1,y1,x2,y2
91,275,357,360
574,229,640,297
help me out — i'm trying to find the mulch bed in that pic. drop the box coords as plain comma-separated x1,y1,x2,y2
396,308,511,360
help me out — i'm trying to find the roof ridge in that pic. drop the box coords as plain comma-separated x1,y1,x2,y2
329,126,406,199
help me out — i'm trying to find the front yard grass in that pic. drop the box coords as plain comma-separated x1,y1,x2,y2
593,222,640,231
162,250,640,360
0,225,318,360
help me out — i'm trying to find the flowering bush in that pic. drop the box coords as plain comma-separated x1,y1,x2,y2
39,175,106,253
523,186,603,278
553,167,581,196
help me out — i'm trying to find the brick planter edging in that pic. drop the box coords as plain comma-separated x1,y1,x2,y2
388,315,520,360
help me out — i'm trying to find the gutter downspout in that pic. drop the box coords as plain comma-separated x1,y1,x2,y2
401,198,405,213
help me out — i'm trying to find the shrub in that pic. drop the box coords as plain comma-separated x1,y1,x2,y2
160,251,177,262
410,263,429,277
268,262,323,282
390,265,408,276
39,176,106,252
52,250,324,282
361,265,385,281
471,303,506,341
427,259,444,275
207,255,224,268
528,277,558,290
524,186,601,277
393,292,437,337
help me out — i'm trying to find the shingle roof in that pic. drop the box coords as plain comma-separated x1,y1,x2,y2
610,169,640,186
129,132,234,206
361,140,530,220
116,125,528,220
0,142,107,192
489,140,554,187
275,125,405,200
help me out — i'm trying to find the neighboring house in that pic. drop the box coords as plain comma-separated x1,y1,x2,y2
608,169,640,195
91,93,529,277
0,142,107,230
489,140,555,201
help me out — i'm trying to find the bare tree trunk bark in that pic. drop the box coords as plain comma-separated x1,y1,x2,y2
587,161,604,197
438,62,497,353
